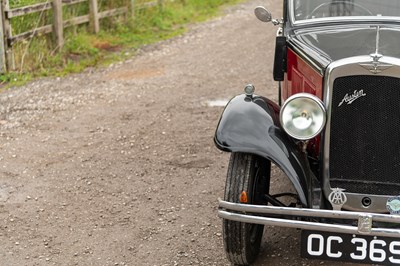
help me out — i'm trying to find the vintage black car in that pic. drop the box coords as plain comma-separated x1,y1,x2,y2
214,0,400,265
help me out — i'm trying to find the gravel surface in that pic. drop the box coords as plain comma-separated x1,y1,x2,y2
0,0,366,265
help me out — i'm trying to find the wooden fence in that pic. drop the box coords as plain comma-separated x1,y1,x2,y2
0,0,163,73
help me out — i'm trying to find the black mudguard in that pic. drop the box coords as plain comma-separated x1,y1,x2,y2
214,94,313,207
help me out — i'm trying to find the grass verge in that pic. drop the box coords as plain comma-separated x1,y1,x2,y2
2,0,245,87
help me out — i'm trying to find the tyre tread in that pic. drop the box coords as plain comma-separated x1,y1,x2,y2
223,153,268,265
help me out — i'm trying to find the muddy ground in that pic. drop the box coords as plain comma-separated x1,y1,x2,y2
0,0,366,265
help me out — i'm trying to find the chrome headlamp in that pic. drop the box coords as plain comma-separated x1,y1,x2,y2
280,93,326,140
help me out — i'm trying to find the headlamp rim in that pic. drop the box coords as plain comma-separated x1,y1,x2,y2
279,93,326,140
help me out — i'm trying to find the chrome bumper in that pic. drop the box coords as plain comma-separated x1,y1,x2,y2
218,199,400,237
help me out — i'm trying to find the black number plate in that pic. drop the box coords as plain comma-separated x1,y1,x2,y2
301,230,400,265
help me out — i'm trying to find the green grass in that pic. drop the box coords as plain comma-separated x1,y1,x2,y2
1,0,244,87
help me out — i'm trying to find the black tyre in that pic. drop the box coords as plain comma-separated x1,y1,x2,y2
223,153,271,265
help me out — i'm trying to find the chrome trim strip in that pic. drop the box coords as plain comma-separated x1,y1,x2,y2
375,26,381,55
322,55,400,212
219,200,400,237
288,0,400,27
293,17,400,27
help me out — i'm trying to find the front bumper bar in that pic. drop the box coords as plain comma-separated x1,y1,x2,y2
218,199,400,237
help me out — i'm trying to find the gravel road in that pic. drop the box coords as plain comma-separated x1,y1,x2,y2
0,0,366,265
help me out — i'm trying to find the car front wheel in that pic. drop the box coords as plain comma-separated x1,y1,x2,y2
223,152,271,265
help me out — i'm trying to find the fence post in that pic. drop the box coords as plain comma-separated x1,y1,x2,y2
0,0,7,72
130,0,135,18
89,0,99,34
2,0,13,71
158,0,164,12
52,0,64,51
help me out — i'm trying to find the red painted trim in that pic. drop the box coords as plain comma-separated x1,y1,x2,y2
283,48,323,101
283,48,324,157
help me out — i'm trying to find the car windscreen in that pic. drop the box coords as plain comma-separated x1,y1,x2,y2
293,0,400,22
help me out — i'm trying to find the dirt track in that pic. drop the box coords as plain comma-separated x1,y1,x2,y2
0,1,366,265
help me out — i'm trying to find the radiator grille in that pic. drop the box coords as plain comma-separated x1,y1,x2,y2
329,75,400,195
